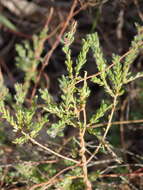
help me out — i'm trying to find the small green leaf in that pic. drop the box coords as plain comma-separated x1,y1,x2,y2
0,14,18,31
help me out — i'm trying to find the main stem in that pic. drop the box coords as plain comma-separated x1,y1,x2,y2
79,108,92,190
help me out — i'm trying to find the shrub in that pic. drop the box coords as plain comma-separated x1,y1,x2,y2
0,22,143,189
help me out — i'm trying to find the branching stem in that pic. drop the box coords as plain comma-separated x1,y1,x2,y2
79,108,92,190
87,94,118,164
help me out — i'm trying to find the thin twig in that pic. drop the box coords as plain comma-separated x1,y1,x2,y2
90,118,143,128
29,137,79,164
87,94,118,164
99,172,143,178
30,0,78,101
75,40,143,85
0,160,57,168
29,164,80,190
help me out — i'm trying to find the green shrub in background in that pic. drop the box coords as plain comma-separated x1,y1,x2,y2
0,22,143,189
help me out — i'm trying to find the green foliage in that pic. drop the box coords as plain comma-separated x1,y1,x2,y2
16,163,39,183
0,23,143,189
16,40,38,84
70,179,85,190
0,83,47,144
90,100,111,124
62,21,77,78
16,27,48,90
123,24,143,83
75,39,90,76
